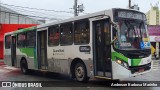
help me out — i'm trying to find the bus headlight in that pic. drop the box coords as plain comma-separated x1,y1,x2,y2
116,60,122,64
116,59,128,69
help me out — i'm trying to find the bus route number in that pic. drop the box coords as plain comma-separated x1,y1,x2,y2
79,46,91,53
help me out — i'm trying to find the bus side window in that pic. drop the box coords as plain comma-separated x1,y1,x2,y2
5,35,11,49
104,22,110,45
48,25,59,46
60,23,73,45
26,30,36,47
74,19,90,45
17,33,26,48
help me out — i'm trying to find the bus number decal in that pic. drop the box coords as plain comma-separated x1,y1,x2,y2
79,46,90,52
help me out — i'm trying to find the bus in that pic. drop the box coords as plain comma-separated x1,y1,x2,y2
4,8,152,82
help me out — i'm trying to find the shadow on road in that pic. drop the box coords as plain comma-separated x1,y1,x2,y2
26,70,120,87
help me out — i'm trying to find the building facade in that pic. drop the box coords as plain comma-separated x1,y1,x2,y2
146,5,160,59
146,5,160,25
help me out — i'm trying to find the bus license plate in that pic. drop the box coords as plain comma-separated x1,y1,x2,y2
139,68,144,72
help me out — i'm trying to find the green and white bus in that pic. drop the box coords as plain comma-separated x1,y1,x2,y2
4,8,152,82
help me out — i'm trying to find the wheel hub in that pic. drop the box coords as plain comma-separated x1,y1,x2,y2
76,66,84,78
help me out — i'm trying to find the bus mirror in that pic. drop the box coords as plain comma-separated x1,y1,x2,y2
113,24,118,31
111,21,118,31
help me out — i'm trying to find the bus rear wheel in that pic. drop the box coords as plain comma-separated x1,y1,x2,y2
20,59,29,74
74,62,89,82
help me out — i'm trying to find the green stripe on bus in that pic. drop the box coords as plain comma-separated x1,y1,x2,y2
14,26,36,34
131,59,141,66
19,47,38,68
112,52,128,63
19,48,34,57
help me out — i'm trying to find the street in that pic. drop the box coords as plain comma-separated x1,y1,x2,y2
0,60,160,90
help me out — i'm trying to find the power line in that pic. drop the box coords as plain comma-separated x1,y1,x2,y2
0,3,74,14
0,2,89,21
0,10,62,20
1,3,89,15
12,6,72,18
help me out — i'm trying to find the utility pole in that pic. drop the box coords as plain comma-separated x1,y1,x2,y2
129,0,131,9
73,0,84,17
74,0,78,16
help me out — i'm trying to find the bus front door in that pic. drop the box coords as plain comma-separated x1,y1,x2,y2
11,36,16,66
37,30,48,70
93,19,112,78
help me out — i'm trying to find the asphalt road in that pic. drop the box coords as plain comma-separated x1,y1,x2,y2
0,60,160,90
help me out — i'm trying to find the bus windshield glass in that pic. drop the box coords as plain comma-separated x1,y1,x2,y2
115,20,150,50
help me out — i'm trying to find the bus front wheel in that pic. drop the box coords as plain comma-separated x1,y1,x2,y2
20,59,29,74
74,62,89,82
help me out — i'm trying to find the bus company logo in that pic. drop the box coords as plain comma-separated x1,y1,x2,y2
2,82,11,87
53,49,64,52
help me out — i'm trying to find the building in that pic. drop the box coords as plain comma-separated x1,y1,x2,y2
146,5,160,25
0,5,43,59
148,25,160,59
146,4,160,59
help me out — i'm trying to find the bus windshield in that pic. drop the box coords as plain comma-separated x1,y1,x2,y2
115,20,150,50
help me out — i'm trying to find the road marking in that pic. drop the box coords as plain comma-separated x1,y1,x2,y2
152,61,160,70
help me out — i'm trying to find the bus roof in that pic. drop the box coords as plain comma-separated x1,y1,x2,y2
37,9,111,29
37,8,144,30
14,26,36,34
4,31,15,36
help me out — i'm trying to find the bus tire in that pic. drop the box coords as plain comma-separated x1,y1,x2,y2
74,62,89,82
20,59,29,75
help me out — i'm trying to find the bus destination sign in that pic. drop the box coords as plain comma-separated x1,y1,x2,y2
117,11,145,20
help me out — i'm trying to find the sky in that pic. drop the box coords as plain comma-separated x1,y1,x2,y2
1,0,160,21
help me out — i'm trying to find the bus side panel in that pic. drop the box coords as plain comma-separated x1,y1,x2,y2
26,57,37,70
16,55,22,68
16,55,36,70
16,48,38,70
4,49,12,66
47,46,70,75
47,58,93,77
47,44,93,77
47,58,70,74
112,61,130,79
66,45,94,78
